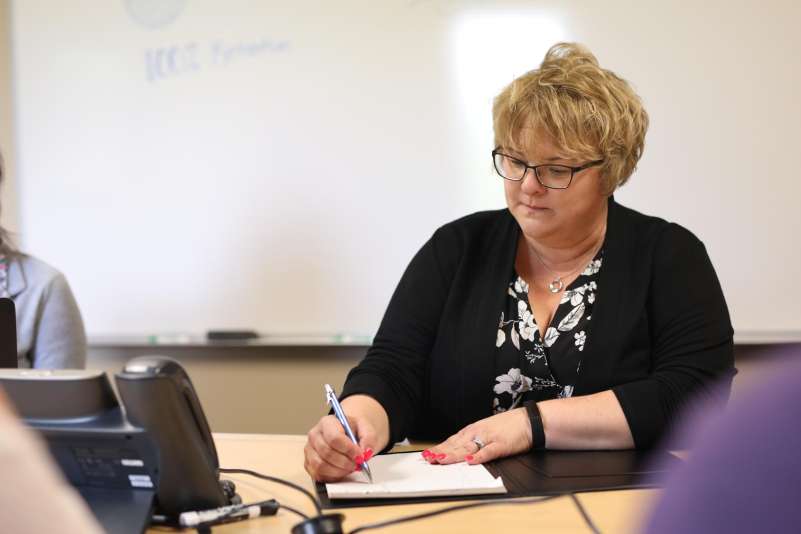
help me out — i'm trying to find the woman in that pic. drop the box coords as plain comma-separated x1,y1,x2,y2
0,150,87,368
304,43,734,481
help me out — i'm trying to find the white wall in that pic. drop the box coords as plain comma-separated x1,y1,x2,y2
9,0,801,338
0,0,19,237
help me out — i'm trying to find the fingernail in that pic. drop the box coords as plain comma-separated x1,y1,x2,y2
364,449,374,461
355,464,362,472
465,455,474,461
437,453,447,460
354,455,364,464
422,449,432,458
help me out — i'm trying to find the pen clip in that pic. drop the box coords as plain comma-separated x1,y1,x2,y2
324,383,336,406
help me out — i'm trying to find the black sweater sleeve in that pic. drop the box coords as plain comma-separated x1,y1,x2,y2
340,226,460,445
613,223,735,448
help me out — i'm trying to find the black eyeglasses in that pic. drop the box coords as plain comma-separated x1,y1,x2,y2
492,148,604,190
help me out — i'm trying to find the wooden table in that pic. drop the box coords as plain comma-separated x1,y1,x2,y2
147,434,660,533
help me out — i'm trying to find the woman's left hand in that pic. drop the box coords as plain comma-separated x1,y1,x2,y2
424,407,533,465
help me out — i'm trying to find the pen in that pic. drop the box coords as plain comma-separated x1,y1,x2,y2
324,384,373,483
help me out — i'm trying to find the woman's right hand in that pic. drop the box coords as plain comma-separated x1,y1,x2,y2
304,394,390,482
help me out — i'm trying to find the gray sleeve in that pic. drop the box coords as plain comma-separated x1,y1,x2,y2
31,274,87,369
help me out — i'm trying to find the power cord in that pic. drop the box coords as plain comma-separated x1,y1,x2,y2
349,493,602,533
349,495,563,533
218,467,604,533
219,467,323,515
280,503,311,520
569,493,601,534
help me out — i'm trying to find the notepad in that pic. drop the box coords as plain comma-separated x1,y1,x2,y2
325,452,507,499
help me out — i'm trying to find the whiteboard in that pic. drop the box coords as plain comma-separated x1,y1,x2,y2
11,0,801,337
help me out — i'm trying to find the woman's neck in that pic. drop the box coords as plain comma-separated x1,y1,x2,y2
522,204,608,275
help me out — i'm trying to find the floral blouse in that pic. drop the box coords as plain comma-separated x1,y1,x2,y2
493,251,604,413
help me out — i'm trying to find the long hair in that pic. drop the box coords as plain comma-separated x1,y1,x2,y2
0,148,18,255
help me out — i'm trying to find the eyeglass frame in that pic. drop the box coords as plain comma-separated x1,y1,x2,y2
491,148,604,190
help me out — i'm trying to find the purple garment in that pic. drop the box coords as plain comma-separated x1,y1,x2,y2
645,354,801,533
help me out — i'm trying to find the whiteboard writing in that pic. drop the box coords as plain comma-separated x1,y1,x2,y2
145,38,290,83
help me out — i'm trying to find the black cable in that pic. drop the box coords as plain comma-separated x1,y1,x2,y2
569,493,601,534
219,467,322,515
219,467,601,532
348,494,564,534
279,503,310,520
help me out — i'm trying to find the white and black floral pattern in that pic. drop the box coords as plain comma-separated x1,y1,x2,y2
492,250,604,413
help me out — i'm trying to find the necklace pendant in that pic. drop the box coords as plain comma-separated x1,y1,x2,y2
548,278,564,293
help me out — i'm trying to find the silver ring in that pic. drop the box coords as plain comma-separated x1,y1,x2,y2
471,437,485,451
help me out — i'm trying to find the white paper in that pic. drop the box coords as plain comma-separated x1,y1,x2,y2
325,452,507,499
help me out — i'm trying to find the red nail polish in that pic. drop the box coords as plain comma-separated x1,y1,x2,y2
437,453,447,460
354,455,364,464
355,464,362,472
364,449,374,461
465,455,474,461
422,449,431,458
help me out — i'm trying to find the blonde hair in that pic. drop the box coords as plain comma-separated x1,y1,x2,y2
492,42,648,194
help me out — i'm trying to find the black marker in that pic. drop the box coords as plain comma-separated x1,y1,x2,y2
179,500,279,528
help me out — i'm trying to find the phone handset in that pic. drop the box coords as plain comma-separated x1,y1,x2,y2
116,356,233,518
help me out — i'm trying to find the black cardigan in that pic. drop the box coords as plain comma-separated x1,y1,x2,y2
342,198,735,449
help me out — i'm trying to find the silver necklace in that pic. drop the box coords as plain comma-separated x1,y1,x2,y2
529,235,605,294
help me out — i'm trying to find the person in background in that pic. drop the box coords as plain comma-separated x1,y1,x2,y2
304,42,734,481
0,149,87,368
0,388,102,533
644,351,801,533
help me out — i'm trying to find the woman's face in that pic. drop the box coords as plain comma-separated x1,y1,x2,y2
502,131,607,246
